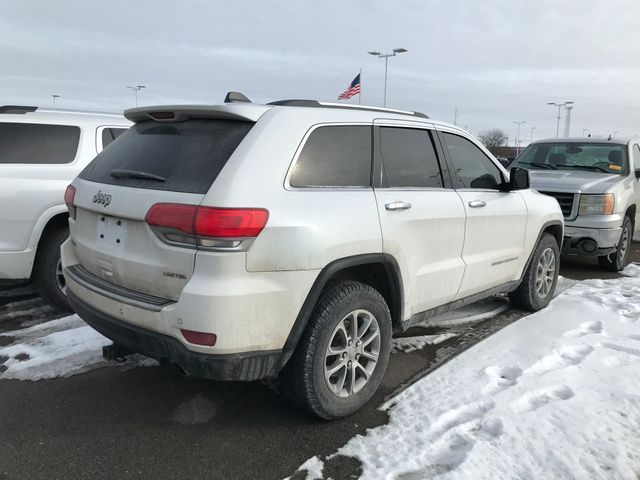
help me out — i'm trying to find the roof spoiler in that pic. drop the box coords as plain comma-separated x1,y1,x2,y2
0,105,37,114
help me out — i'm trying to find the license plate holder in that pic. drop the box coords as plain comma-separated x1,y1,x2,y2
97,215,125,250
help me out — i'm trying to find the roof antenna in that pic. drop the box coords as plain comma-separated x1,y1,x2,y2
224,92,252,103
607,134,612,141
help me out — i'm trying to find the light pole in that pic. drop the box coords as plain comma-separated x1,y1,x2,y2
367,48,408,107
513,121,527,155
547,101,573,137
127,85,146,107
51,94,60,111
582,128,589,137
613,131,619,138
530,126,536,144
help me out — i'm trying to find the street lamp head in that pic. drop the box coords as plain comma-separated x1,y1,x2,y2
367,51,380,56
564,101,574,105
393,48,408,53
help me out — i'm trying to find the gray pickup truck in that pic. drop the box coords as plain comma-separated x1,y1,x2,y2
511,137,640,271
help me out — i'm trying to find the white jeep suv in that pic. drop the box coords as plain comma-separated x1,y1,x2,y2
62,96,563,419
0,105,130,309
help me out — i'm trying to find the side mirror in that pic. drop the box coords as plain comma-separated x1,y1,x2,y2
635,169,640,179
509,167,530,190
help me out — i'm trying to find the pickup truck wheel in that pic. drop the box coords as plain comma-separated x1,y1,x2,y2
32,227,71,312
509,233,560,311
280,281,392,420
598,216,632,272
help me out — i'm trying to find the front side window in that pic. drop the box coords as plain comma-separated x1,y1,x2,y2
289,125,371,187
0,122,80,164
443,132,503,189
379,127,443,188
512,142,629,175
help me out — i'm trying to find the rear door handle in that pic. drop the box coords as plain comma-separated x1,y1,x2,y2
385,201,412,211
468,200,487,208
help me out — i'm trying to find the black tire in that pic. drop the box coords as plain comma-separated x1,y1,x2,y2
280,281,392,420
598,215,633,272
509,233,560,311
32,227,71,311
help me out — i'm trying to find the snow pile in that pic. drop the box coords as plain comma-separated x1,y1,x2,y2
0,314,156,380
416,298,509,327
322,265,640,479
392,333,458,353
297,456,324,480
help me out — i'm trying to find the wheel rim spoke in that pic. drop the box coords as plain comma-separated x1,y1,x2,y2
324,308,381,398
534,247,556,298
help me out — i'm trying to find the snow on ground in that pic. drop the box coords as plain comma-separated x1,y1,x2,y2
298,265,640,479
392,334,458,354
0,314,157,380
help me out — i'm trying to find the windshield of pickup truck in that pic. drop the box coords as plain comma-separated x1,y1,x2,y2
512,142,628,175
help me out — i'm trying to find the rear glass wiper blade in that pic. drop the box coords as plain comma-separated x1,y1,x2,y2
515,161,557,170
110,169,166,182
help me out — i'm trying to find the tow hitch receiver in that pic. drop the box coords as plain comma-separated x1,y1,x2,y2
103,343,133,362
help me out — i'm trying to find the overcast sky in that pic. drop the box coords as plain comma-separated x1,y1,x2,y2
1,0,639,143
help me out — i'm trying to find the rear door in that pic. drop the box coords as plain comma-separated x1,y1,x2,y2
438,130,528,298
373,121,466,318
70,118,254,300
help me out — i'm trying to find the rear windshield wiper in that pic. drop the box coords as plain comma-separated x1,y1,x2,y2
110,169,166,182
514,161,557,170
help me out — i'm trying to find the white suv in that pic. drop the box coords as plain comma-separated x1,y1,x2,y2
61,96,563,418
0,105,130,310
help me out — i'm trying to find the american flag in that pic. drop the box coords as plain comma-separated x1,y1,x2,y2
338,74,361,100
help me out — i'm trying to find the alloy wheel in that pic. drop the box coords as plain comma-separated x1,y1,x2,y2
324,309,381,397
535,247,556,298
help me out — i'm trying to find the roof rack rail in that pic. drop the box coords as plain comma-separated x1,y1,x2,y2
0,105,37,114
266,99,428,118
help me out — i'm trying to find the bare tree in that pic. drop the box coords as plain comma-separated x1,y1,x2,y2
478,129,507,148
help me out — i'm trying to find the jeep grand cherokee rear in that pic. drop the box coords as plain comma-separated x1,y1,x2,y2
63,99,563,419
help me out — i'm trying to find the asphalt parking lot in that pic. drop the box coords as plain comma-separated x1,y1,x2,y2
1,242,638,480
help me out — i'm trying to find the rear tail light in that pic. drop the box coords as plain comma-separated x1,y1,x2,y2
64,185,77,219
180,329,217,346
145,203,269,249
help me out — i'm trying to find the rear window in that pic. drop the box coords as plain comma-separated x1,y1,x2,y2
80,119,254,193
101,127,127,149
0,122,80,164
289,125,372,187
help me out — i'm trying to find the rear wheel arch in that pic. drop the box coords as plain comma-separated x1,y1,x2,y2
279,254,403,369
38,213,69,242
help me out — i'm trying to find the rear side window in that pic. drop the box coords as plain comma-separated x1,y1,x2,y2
80,119,254,194
379,127,443,188
0,122,80,164
101,127,127,149
290,125,371,187
443,133,503,189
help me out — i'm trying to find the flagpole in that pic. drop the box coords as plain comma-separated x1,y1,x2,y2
358,68,362,105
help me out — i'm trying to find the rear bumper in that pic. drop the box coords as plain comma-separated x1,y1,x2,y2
68,290,282,381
